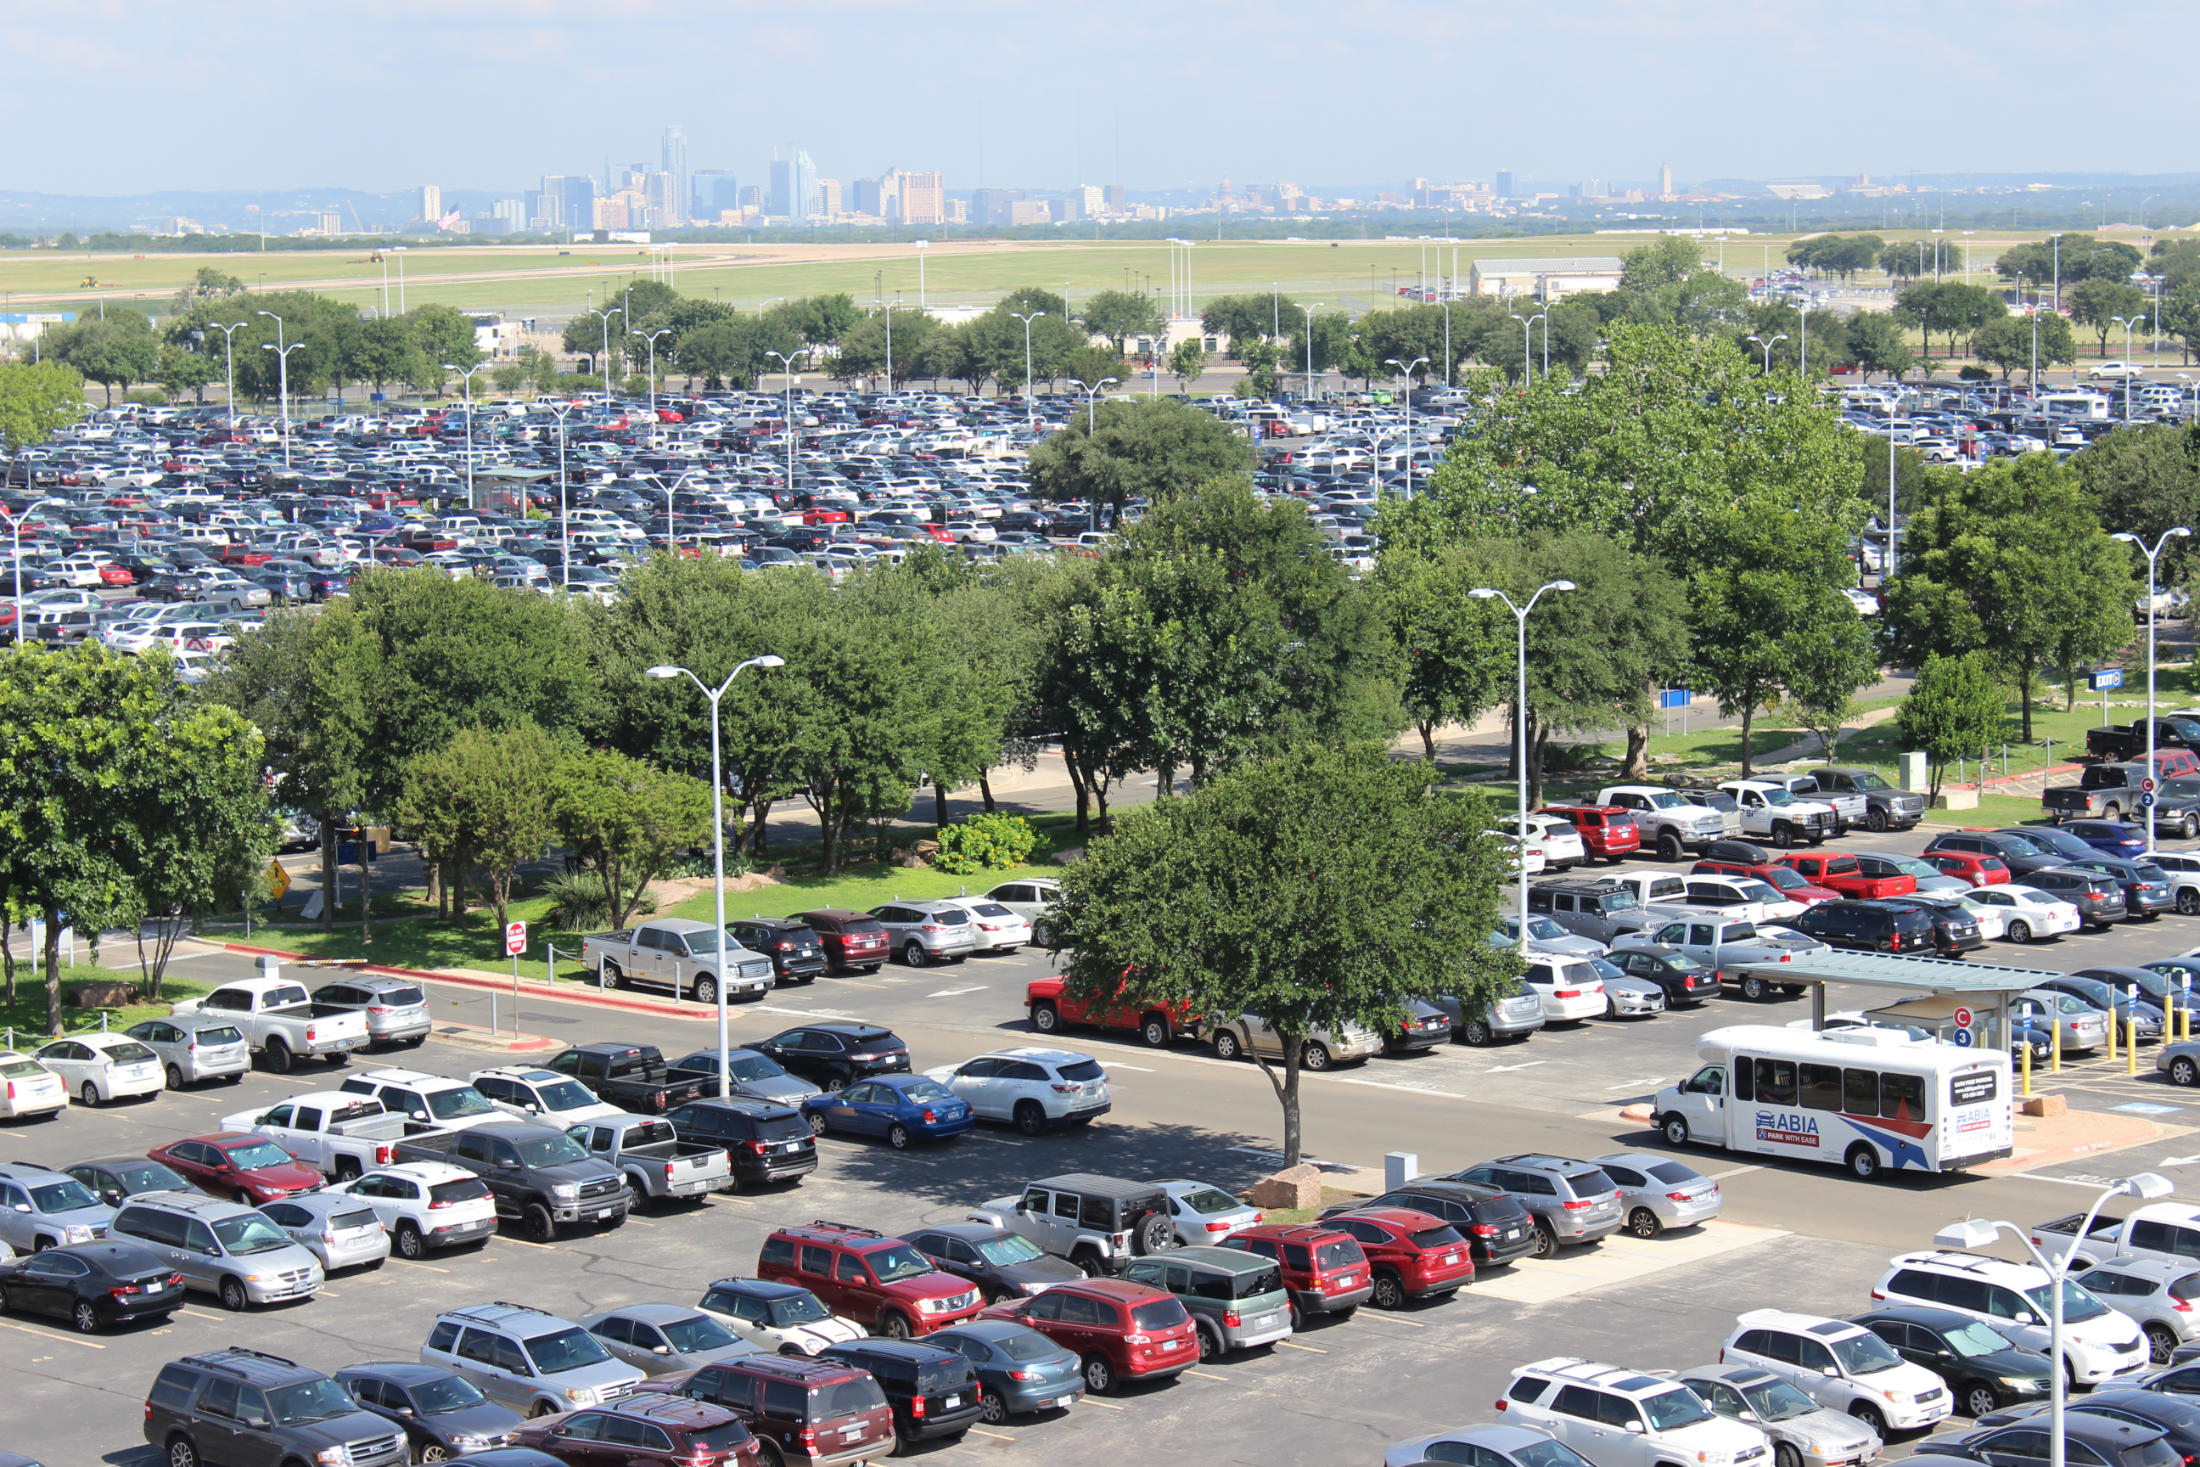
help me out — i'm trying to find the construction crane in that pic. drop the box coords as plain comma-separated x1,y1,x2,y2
348,200,366,235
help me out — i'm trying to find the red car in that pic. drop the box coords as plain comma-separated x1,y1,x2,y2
1218,1223,1373,1324
1317,1207,1475,1307
1926,850,2012,887
977,1277,1197,1394
758,1220,985,1338
1538,804,1642,863
792,908,889,974
512,1395,759,1466
637,1356,891,1467
1024,977,1197,1049
97,563,135,586
147,1132,324,1205
1773,852,1914,900
1690,858,1839,906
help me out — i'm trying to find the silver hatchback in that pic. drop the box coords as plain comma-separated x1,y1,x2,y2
868,900,981,967
126,1015,251,1087
313,977,434,1046
1443,1154,1624,1254
258,1193,392,1273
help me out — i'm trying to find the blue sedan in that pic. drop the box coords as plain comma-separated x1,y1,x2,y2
800,1075,974,1148
2065,819,2150,858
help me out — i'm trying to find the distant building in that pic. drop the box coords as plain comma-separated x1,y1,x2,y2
971,188,1024,225
769,148,819,219
692,169,739,219
1061,184,1103,221
562,176,598,232
1104,183,1127,213
660,125,687,226
1495,169,1514,199
419,184,442,222
1007,199,1051,226
898,171,944,226
1470,256,1623,300
643,170,679,228
490,198,526,232
816,178,843,217
853,175,892,218
944,197,968,223
1659,161,1674,200
315,209,343,235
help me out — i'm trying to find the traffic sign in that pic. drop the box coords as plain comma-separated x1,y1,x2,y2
265,859,290,901
1952,1006,1974,1030
1950,1028,1974,1048
2143,776,2158,793
505,920,527,956
1658,689,1693,710
2092,668,2126,691
2141,793,2157,809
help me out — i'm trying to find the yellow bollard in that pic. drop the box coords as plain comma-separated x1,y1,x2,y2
2022,1036,2034,1097
2185,1007,2193,1042
2107,1010,2118,1062
2130,1015,2140,1076
2052,1019,2063,1073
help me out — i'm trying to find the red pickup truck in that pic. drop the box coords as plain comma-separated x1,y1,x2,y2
1690,858,1838,906
1026,977,1196,1049
1773,852,1916,900
1539,804,1642,863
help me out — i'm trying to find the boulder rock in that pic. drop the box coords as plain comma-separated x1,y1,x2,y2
67,981,140,1009
1246,1163,1324,1211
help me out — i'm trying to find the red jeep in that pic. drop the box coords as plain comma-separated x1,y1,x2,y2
1538,804,1642,863
758,1221,985,1338
1024,977,1196,1049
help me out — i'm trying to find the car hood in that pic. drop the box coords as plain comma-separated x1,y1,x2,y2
999,1256,1085,1292
673,1340,764,1369
287,1411,403,1451
1962,1346,2053,1380
1777,1408,1881,1455
778,1315,866,1350
419,1400,526,1438
735,1075,821,1102
529,1159,623,1187
550,1359,649,1394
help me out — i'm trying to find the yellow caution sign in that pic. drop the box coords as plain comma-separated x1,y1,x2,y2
266,859,291,900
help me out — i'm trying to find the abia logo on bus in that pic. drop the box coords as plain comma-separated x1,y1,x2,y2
1753,1110,1820,1147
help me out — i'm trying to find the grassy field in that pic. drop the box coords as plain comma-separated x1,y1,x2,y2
0,973,208,1050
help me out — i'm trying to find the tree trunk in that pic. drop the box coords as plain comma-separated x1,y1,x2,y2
1066,756,1090,834
1155,762,1175,799
1622,723,1651,780
932,779,949,831
42,906,63,1038
1419,721,1437,762
1528,723,1550,810
319,816,337,933
2019,661,2036,742
1739,702,1757,777
979,773,997,813
1247,1034,1307,1168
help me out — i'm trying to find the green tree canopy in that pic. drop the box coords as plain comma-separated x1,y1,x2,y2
2068,277,2149,356
1026,396,1256,526
552,748,714,931
395,723,562,932
1896,653,2005,800
1080,289,1165,353
0,361,85,451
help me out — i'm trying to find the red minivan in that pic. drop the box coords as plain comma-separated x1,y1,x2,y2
792,909,890,975
1219,1223,1374,1324
1539,804,1642,863
977,1278,1197,1395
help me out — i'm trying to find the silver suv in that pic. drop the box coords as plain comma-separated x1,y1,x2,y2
1443,1154,1623,1255
421,1301,646,1417
868,901,981,967
0,1163,114,1252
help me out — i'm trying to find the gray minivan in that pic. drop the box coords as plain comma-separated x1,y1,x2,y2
1119,1245,1294,1360
110,1193,324,1310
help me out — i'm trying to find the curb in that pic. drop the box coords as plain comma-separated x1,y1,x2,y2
219,943,719,1022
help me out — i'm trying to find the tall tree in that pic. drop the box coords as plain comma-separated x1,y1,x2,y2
1373,548,1511,761
2074,425,2200,588
1080,289,1165,354
1839,311,1916,380
552,749,714,931
1025,397,1256,527
1166,338,1208,391
1896,653,2006,801
2068,277,2148,357
0,361,84,452
395,723,561,933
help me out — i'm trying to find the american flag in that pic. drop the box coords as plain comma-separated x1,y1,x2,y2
435,208,461,231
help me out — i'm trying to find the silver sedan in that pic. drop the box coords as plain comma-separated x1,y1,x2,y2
1589,1151,1723,1237
580,1303,763,1375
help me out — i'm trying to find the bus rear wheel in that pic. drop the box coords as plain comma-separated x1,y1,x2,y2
1845,1143,1881,1181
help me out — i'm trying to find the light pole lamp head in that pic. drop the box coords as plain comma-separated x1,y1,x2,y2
1468,588,1499,600
1549,580,1577,592
743,654,787,670
442,363,459,372
255,309,276,320
2174,527,2194,540
645,665,684,680
1932,1217,2001,1250
2120,1172,2175,1200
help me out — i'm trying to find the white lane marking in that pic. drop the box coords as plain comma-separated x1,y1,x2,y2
1336,1076,1467,1100
926,986,987,998
1705,1164,1763,1180
1486,1061,1547,1073
754,1005,854,1019
1106,1063,1154,1072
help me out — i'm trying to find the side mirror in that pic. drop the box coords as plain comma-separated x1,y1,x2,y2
392,1404,414,1417
653,1344,672,1355
1822,1365,1839,1377
1622,1421,1645,1435
2015,1312,2035,1326
11,1203,29,1213
1739,1411,1761,1424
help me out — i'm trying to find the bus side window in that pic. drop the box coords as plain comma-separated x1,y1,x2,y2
1882,1071,1924,1121
1798,1063,1842,1112
1754,1058,1797,1107
1733,1056,1754,1101
1843,1068,1879,1115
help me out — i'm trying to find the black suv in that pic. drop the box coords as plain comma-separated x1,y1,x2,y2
2023,867,2129,930
744,1024,911,1090
1877,896,1986,957
727,919,829,985
1319,1181,1537,1267
145,1347,409,1467
1789,898,1939,954
663,1098,819,1186
818,1338,984,1447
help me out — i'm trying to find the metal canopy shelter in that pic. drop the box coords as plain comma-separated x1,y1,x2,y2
1725,951,2063,1051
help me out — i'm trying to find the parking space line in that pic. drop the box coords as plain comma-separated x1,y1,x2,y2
1184,1368,1230,1380
1353,1312,1423,1328
1277,1340,1327,1354
1106,1063,1154,1072
319,1289,340,1298
403,1263,450,1274
969,1428,1015,1441
1078,1397,1125,1409
0,1319,102,1349
493,1236,554,1249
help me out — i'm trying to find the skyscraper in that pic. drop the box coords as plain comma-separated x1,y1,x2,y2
769,148,819,219
692,169,739,221
1494,169,1513,199
419,183,442,222
659,125,687,226
898,171,944,226
562,175,598,234
1659,161,1673,200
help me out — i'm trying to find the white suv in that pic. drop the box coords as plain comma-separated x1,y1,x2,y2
333,1162,498,1259
469,1066,624,1127
1504,1357,1771,1467
339,1068,503,1131
1870,1250,2148,1385
925,1047,1111,1134
1719,1308,1951,1435
1522,958,1607,1024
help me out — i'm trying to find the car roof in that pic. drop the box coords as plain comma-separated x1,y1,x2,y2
1033,1172,1164,1199
1678,1364,1780,1389
1736,1307,1866,1337
337,1361,460,1386
976,1047,1092,1065
706,1277,809,1299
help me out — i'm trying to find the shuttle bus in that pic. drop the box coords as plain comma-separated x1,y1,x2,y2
1652,1024,2012,1181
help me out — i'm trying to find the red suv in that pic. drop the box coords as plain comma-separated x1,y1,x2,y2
512,1394,759,1465
1926,850,2011,887
792,910,889,975
639,1355,895,1467
758,1221,985,1338
146,1133,325,1205
1024,977,1197,1049
977,1277,1197,1394
1317,1207,1475,1308
1539,804,1642,863
1219,1223,1373,1325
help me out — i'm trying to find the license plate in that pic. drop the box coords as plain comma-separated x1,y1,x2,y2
841,1427,864,1440
943,1395,961,1408
1504,1228,1523,1239
1161,1338,1181,1351
593,1208,614,1220
1442,1252,1460,1264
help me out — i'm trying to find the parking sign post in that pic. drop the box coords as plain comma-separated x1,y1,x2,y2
505,920,526,1033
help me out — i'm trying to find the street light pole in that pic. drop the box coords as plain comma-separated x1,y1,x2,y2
2113,315,2146,422
2114,527,2193,853
585,307,624,405
632,327,670,428
638,470,699,559
1300,303,1323,400
1745,333,1790,373
211,320,247,432
547,399,575,590
1,499,62,645
1385,356,1428,497
1508,311,1547,384
443,361,486,510
1469,580,1577,933
1935,1172,2173,1467
1068,376,1118,531
645,655,788,1098
1009,311,1045,424
256,311,301,472
766,350,808,495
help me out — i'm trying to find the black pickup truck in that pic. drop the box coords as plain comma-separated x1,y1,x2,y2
391,1121,630,1242
2042,761,2200,836
538,1042,709,1114
2086,717,2200,763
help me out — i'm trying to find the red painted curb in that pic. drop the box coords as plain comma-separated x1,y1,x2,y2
219,943,714,1021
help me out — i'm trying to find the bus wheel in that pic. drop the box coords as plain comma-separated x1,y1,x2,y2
1660,1113,1690,1146
1845,1144,1880,1181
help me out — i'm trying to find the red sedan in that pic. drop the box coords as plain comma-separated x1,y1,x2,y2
148,1133,323,1205
98,563,135,587
1316,1207,1475,1308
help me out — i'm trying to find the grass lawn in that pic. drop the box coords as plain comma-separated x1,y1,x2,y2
0,972,208,1049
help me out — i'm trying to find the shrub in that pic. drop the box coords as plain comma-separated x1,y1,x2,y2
540,869,656,931
932,812,1039,874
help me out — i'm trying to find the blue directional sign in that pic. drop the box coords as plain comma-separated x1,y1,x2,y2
1658,689,1692,710
2092,668,2126,691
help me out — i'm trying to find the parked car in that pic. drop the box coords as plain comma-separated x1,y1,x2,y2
1720,1307,1953,1435
149,1132,327,1204
0,1049,66,1120
980,879,1062,942
800,1073,975,1147
977,1276,1199,1393
1386,1425,1603,1467
420,1300,648,1418
662,1098,819,1188
693,1277,867,1356
1538,803,1644,863
1605,945,1723,1007
339,1067,504,1131
565,1113,738,1205
2024,866,2131,929
144,1347,407,1467
108,1191,323,1310
666,1047,821,1104
897,1221,1085,1300
1589,1151,1723,1237
1314,1207,1475,1308
1445,1155,1624,1256
579,1303,763,1375
470,1065,627,1127
578,919,774,1005
1869,1249,2150,1385
33,1033,164,1107
924,1319,1085,1421
1806,766,1927,833
1428,980,1548,1047
62,1155,193,1209
2076,1256,2200,1363
936,896,1034,953
1677,1364,1885,1467
756,1219,987,1339
1503,1357,1771,1467
1850,1306,2054,1418
1962,883,2084,943
0,1239,184,1333
926,1046,1109,1133
1926,829,2075,880
967,1173,1177,1276
726,918,828,984
1517,956,1607,1024
329,1161,499,1258
742,1025,911,1091
868,900,982,967
168,974,371,1073
0,1167,117,1254
815,1337,984,1448
256,1192,390,1273
2064,857,2178,920
1202,1010,1385,1068
628,1353,894,1465
333,1362,525,1461
390,1122,631,1241
1119,1244,1294,1358
123,1015,251,1088
790,908,890,974
309,976,433,1047
1154,1177,1265,1247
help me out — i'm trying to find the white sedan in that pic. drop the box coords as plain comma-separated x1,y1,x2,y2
1966,883,2083,944
0,1050,66,1120
1154,1177,1263,1246
34,1033,166,1107
937,898,1032,953
1500,813,1586,870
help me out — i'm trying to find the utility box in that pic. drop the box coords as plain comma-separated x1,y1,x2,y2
1897,750,1928,793
255,955,282,983
1385,1151,1418,1190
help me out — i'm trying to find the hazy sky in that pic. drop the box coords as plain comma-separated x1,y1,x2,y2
8,0,2197,198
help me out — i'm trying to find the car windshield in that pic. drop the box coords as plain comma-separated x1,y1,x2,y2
770,1293,833,1326
1759,788,1797,806
863,1243,935,1283
1842,772,1891,791
1735,881,1783,903
723,1053,784,1082
2025,1278,2110,1323
224,1141,296,1171
267,1379,354,1426
1758,867,1810,893
0,1058,44,1080
408,1375,487,1413
1642,1388,1713,1430
1176,1186,1239,1216
28,1178,99,1212
1739,1378,1821,1422
525,1326,612,1372
677,929,722,954
513,1133,592,1167
1831,1330,1902,1374
102,1041,157,1063
426,1088,494,1120
1889,857,1940,878
1645,792,1687,809
536,1080,600,1111
976,1233,1048,1266
212,1214,292,1255
1521,918,1567,940
106,1162,186,1194
2031,829,2096,857
901,1079,957,1104
2137,864,2170,883
1515,1443,1598,1467
968,903,1014,918
1942,1320,2015,1357
659,1314,741,1352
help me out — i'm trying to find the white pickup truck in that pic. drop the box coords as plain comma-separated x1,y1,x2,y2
579,919,774,1006
2032,1202,2200,1273
171,974,370,1073
220,1091,413,1179
1717,780,1838,849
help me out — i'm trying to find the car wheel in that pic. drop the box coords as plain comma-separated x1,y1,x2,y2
1212,1028,1243,1061
263,1038,294,1074
1530,1221,1558,1259
1301,1042,1333,1071
1140,1014,1172,1048
1963,1382,2001,1418
1070,1247,1106,1277
523,1204,556,1243
1370,1270,1407,1310
2182,889,2200,916
879,1309,913,1339
395,1222,425,1259
79,1081,101,1108
2185,815,2199,842
887,1122,912,1150
2006,919,2033,944
234,1190,255,1207
420,1447,453,1464
1867,808,1889,833
1030,1001,1061,1034
72,1298,99,1334
978,1392,1009,1424
1849,1402,1888,1436
334,1159,360,1183
1658,832,1684,863
1772,824,1795,850
603,959,626,988
530,1400,560,1419
222,1072,243,1085
1741,976,1770,1002
165,1063,184,1090
693,974,718,1006
1134,1213,1174,1255
1776,1444,1803,1467
1662,1113,1691,1146
1628,1207,1662,1239
903,940,929,968
167,1436,202,1467
1012,1101,1045,1137
1460,1018,1492,1047
218,1275,249,1312
2106,804,2123,821
2149,1323,2180,1365
1082,1354,1114,1395
2175,1057,2199,1087
1845,1144,1881,1181
806,1112,829,1137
